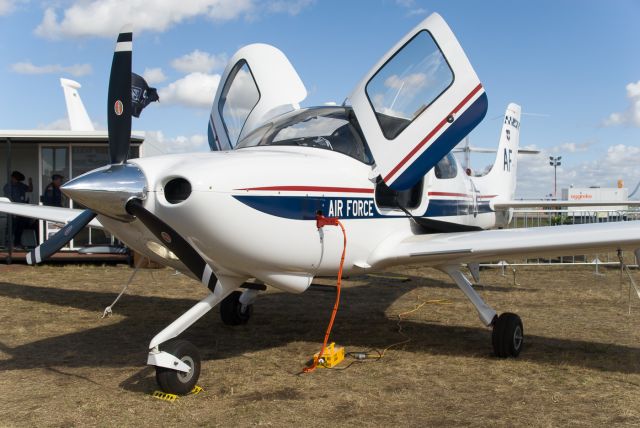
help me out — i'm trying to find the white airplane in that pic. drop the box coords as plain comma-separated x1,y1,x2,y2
2,14,640,395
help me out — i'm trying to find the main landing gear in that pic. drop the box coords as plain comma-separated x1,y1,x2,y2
443,266,524,358
220,289,258,325
492,312,523,357
146,276,260,395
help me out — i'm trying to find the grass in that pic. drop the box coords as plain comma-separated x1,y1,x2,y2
0,263,639,426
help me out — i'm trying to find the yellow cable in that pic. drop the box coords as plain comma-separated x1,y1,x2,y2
379,298,452,358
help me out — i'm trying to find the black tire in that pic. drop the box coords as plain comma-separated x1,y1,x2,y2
155,339,201,395
220,291,252,325
491,312,523,358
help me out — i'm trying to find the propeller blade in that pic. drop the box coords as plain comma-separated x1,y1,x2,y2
26,209,97,265
107,25,133,164
126,199,218,290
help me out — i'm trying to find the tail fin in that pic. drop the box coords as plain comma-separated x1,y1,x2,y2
474,103,521,200
60,78,95,131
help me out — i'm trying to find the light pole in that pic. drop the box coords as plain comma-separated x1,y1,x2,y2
549,156,561,198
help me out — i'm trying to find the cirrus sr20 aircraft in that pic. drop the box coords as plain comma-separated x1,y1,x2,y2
2,14,640,394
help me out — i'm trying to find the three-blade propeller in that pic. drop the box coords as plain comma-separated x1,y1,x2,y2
28,26,218,290
27,26,133,265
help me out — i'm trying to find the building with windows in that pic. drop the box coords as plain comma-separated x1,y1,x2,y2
0,78,145,260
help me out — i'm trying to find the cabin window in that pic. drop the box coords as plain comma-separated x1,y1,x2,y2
218,61,261,146
375,177,423,210
365,30,453,140
236,107,374,164
434,152,458,179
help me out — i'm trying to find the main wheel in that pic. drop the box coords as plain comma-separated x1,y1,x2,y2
155,339,201,395
492,312,523,358
220,291,252,325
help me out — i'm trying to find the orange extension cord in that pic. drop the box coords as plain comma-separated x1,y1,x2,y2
303,215,347,373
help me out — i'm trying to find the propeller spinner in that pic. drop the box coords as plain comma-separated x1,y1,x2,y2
28,26,218,289
26,25,135,265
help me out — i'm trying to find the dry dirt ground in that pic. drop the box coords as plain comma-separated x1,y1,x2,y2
1,262,640,426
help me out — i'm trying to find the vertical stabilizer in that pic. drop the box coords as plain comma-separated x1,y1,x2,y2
60,78,95,131
474,103,521,200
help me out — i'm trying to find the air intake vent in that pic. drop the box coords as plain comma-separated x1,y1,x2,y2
164,178,191,204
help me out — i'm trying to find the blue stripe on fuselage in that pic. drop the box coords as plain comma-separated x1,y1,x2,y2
233,195,492,220
391,93,488,191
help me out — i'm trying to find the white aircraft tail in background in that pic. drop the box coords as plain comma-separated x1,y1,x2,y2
474,102,522,202
60,78,94,132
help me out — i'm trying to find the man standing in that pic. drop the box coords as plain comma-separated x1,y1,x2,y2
3,170,33,248
42,174,64,207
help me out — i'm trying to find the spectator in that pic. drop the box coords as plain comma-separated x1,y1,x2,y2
3,170,33,248
42,174,64,207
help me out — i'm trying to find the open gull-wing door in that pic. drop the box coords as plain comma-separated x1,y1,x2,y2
208,43,307,150
350,13,488,190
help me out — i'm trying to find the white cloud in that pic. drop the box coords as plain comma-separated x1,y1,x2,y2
394,0,428,17
407,8,428,16
158,72,221,109
142,131,209,156
37,118,70,130
142,67,167,85
550,141,595,154
385,73,427,91
34,0,314,39
0,0,15,16
267,0,315,15
604,143,640,166
171,50,227,74
36,117,104,131
513,143,640,198
603,80,640,127
10,61,92,77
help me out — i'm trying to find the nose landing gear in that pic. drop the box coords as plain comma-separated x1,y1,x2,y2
146,276,246,395
155,339,201,395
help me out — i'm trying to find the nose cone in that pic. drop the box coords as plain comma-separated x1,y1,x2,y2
62,163,147,221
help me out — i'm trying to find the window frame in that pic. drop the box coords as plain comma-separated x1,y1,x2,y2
217,60,262,145
364,29,455,141
236,107,375,165
433,152,458,180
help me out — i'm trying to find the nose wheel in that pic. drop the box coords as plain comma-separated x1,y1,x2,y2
492,312,523,358
155,339,201,395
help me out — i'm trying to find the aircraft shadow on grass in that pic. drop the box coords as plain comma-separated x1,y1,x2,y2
0,275,638,384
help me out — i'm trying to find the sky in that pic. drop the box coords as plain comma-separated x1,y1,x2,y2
0,0,638,198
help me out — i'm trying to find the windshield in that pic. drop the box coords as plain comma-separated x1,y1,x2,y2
236,107,374,164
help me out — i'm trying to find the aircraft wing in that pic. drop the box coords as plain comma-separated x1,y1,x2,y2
0,198,103,229
368,221,640,268
492,200,640,209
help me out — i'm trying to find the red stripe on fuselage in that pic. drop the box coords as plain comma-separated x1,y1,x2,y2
236,186,374,194
384,83,484,184
428,191,471,198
